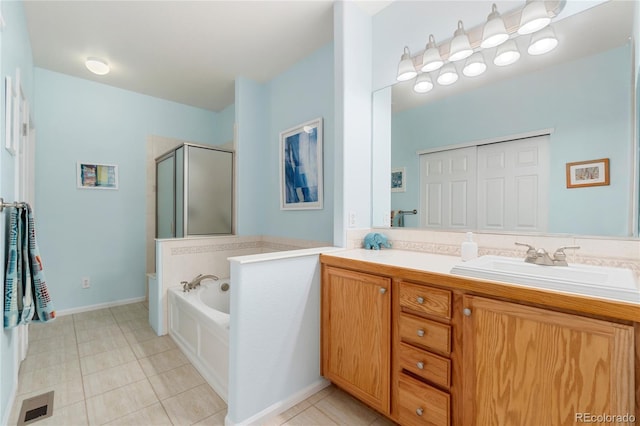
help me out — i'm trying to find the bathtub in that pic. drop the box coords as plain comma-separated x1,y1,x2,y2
168,278,230,402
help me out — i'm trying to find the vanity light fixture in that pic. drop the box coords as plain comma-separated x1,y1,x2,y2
463,52,487,77
85,57,110,75
396,0,560,95
421,35,444,72
527,26,558,55
481,4,509,49
396,47,418,81
518,0,551,35
494,39,521,66
448,21,473,62
413,73,434,93
437,63,459,86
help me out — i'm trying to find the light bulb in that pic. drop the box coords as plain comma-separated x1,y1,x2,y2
437,63,459,86
494,40,520,66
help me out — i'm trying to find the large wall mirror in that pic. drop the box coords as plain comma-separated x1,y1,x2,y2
372,0,638,238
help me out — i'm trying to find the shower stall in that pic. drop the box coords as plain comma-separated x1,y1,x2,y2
156,143,234,238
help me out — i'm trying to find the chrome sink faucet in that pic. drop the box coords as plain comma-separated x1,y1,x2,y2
182,273,219,292
515,242,580,266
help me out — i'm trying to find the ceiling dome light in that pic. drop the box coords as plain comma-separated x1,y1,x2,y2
448,21,473,62
437,63,459,86
421,35,444,73
528,25,558,55
414,73,434,93
463,52,487,77
518,0,551,35
396,47,418,82
494,39,521,66
85,57,110,75
481,4,509,49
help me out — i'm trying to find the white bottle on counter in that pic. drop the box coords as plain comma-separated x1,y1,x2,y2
461,232,478,261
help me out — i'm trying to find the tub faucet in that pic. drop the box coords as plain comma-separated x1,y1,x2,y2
183,274,219,292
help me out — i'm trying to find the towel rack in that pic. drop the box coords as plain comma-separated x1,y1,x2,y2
0,197,27,213
399,209,417,215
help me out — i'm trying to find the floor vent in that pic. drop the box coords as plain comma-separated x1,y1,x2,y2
17,391,54,426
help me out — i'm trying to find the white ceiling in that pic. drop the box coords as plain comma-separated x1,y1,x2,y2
23,0,343,112
22,0,630,113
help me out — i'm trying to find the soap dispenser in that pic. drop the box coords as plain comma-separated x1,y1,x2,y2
461,232,478,261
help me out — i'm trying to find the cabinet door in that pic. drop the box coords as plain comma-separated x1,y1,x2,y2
322,266,391,414
463,295,634,426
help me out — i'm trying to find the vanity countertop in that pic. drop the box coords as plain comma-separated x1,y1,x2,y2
320,249,640,322
321,248,462,275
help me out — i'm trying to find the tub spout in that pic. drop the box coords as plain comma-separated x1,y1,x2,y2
185,274,219,291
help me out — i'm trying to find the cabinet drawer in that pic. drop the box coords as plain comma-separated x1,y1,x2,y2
399,314,451,355
399,282,451,319
398,342,450,388
398,374,450,426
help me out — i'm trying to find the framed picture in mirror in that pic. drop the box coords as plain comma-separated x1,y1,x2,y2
566,158,610,188
391,167,406,192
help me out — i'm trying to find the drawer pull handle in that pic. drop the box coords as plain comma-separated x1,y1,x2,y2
416,361,424,370
463,308,472,317
416,296,425,304
416,408,424,416
379,287,387,295
417,329,425,337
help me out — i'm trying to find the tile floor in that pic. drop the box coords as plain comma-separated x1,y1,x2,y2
9,302,395,426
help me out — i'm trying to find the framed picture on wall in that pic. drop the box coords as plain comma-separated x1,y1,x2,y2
391,167,406,192
279,117,323,210
566,158,610,188
77,162,119,190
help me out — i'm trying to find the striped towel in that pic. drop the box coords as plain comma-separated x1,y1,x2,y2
3,204,54,328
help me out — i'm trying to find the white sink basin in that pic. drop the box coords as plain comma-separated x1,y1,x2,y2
450,255,639,303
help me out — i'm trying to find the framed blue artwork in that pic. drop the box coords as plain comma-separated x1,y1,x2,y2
279,117,323,210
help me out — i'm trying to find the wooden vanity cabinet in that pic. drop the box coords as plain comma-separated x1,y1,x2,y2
462,295,635,426
321,266,392,415
320,256,638,426
393,280,455,426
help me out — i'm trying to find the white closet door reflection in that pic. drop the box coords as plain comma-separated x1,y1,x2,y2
420,146,477,229
477,136,549,232
419,135,549,233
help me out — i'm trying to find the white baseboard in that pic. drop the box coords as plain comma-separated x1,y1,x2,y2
224,378,331,426
56,296,146,316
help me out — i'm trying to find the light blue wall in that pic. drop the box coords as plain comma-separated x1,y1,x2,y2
235,76,268,236
265,43,334,242
215,102,235,146
392,44,633,235
235,44,334,242
0,0,34,421
33,68,219,313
